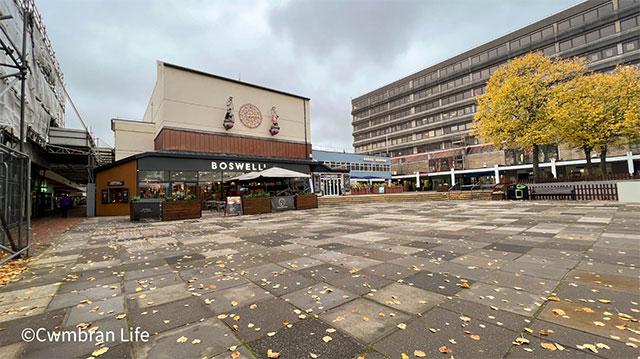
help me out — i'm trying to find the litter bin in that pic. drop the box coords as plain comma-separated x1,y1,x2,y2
507,184,529,200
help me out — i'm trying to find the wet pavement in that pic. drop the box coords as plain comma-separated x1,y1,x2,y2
0,200,638,358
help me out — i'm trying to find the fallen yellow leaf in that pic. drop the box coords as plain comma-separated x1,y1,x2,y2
91,347,109,357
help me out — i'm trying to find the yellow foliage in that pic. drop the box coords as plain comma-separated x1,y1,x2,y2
551,65,640,151
473,52,586,150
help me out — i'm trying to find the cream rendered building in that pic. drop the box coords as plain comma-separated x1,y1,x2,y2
112,61,312,161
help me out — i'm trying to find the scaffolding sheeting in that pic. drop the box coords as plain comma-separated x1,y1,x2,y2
0,0,65,144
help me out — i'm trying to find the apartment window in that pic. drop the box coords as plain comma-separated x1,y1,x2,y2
603,46,618,58
620,16,639,31
600,23,616,37
530,30,542,43
624,39,638,52
588,51,601,62
558,20,570,32
573,35,586,47
586,29,600,43
559,39,572,52
569,14,584,27
541,27,554,38
543,45,556,56
584,9,598,22
497,44,507,56
597,2,613,17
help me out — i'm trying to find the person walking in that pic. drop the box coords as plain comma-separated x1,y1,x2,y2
60,193,71,218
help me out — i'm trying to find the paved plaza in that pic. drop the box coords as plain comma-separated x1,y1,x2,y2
1,201,639,358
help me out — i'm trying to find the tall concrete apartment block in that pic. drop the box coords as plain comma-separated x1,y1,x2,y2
351,0,640,176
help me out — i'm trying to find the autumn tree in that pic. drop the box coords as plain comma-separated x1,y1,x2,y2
473,52,586,182
551,65,640,176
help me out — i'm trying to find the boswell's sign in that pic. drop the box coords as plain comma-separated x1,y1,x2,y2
211,161,268,171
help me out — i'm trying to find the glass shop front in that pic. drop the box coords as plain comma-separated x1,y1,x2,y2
136,155,313,201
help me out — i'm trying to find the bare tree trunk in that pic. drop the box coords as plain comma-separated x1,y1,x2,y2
532,144,540,183
583,146,592,177
599,145,608,178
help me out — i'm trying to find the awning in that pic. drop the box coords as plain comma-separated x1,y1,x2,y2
227,166,311,182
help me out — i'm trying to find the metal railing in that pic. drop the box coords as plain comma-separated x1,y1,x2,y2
0,143,30,264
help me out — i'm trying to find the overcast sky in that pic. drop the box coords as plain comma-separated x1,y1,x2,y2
38,0,584,151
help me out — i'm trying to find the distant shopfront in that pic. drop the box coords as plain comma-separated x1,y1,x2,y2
94,151,316,216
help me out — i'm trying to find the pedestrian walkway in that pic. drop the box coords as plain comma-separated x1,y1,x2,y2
0,201,638,358
29,206,86,254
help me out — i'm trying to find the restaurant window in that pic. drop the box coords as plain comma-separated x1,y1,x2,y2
101,188,129,204
138,170,169,199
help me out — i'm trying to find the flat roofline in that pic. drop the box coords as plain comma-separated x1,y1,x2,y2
94,149,319,174
353,0,607,101
160,61,311,101
111,118,155,131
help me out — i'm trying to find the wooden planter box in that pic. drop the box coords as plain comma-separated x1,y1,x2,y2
242,197,271,215
491,192,505,201
295,194,318,210
350,189,369,195
130,201,162,221
386,187,403,193
162,199,202,221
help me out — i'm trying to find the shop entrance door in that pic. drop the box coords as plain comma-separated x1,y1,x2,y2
320,175,341,196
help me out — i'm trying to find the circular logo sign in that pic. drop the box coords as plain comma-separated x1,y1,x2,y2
238,104,262,128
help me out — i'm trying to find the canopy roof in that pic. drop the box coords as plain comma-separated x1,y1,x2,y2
229,166,310,182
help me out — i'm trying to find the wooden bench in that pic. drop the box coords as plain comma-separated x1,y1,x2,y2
530,186,575,200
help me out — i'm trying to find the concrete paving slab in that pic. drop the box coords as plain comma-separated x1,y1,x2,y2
128,297,214,335
367,282,446,314
133,317,239,359
221,297,300,342
457,282,544,317
325,273,393,296
375,307,518,359
248,319,363,359
283,282,355,313
319,298,412,344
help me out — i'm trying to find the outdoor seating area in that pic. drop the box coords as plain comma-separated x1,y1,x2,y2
129,167,318,220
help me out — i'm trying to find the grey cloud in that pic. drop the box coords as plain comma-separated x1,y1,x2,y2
38,0,584,151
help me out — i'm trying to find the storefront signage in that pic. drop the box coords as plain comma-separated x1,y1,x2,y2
211,161,268,171
363,157,387,163
226,196,242,216
132,201,161,219
271,196,295,211
108,181,125,186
